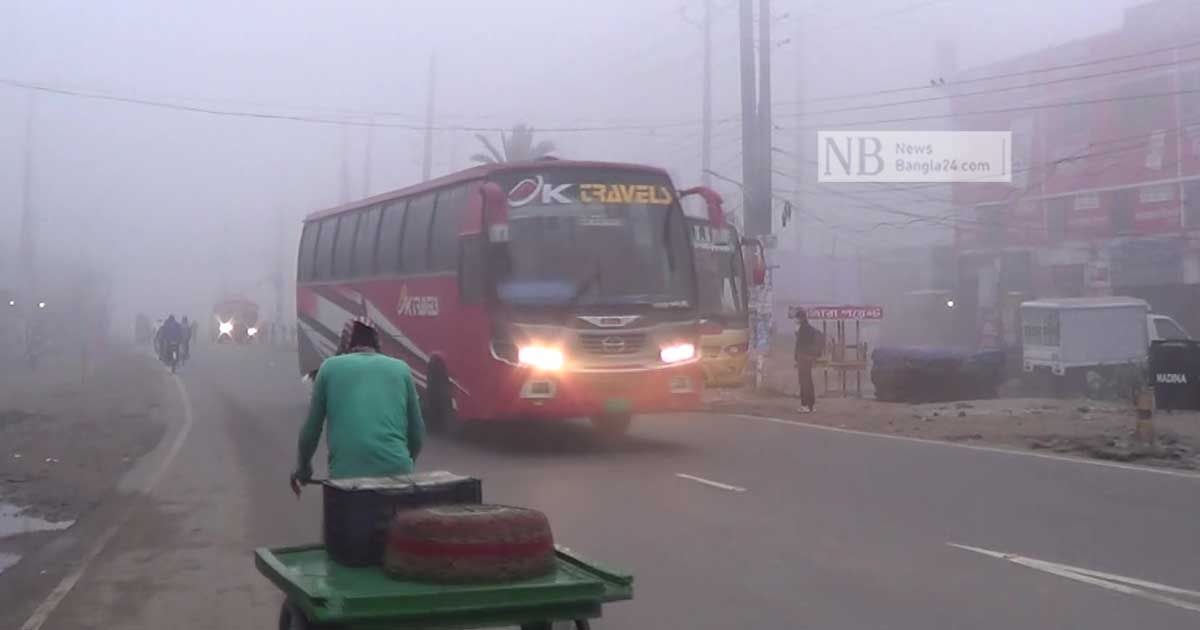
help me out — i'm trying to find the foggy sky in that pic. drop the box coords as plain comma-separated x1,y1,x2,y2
0,0,1144,327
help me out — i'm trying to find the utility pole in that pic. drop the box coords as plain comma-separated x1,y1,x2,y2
793,7,805,252
339,124,351,203
274,206,286,325
363,114,374,197
757,0,773,236
738,0,759,235
18,92,37,306
702,0,713,187
421,54,436,181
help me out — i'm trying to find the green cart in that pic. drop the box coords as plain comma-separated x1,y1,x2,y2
255,543,633,629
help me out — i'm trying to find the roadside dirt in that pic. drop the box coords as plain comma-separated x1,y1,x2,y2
706,390,1200,471
0,349,167,524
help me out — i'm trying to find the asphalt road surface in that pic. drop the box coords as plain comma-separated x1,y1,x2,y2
5,344,1200,629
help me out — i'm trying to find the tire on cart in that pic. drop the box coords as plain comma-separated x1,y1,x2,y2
385,504,555,582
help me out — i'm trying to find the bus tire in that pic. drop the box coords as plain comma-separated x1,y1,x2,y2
426,361,464,437
590,412,632,441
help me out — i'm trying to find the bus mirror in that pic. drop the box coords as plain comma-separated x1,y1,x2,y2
480,182,510,243
678,186,726,227
742,238,766,286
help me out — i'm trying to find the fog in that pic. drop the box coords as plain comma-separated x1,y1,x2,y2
0,0,1145,333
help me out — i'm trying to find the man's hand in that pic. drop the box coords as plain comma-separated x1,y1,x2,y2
289,471,306,497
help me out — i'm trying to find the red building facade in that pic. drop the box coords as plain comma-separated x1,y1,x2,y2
951,0,1200,346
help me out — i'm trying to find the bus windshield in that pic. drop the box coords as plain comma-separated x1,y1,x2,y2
491,169,694,308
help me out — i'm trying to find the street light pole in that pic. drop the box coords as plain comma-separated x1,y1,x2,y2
18,91,38,308
738,0,759,235
702,0,713,188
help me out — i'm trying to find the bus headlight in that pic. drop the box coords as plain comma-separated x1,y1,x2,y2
219,320,234,335
660,342,696,364
518,345,564,371
247,327,258,337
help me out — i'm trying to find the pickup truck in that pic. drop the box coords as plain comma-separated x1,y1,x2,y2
1021,297,1190,393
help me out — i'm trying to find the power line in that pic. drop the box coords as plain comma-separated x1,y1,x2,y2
800,0,954,35
773,115,1200,195
775,86,1200,130
775,38,1200,108
781,55,1200,119
0,77,706,133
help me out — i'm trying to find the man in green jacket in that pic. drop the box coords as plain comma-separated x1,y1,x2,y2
291,319,425,494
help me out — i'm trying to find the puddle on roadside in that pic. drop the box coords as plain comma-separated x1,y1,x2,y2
0,502,75,538
0,551,18,575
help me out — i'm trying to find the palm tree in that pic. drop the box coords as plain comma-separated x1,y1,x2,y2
470,123,557,164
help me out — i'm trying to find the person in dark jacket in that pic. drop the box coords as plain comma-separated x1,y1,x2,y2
793,310,823,412
155,315,184,363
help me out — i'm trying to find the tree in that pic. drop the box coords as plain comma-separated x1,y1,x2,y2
470,124,557,164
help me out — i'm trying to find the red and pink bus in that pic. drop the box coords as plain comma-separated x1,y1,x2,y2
296,160,728,437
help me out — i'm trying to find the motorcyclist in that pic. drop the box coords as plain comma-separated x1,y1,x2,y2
291,318,425,495
155,315,185,364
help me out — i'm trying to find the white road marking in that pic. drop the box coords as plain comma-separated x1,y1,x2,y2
676,473,747,492
725,413,1200,480
20,373,195,630
949,543,1200,614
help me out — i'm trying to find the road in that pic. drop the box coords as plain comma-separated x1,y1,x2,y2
5,344,1200,629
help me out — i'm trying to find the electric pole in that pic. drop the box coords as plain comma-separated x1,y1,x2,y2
274,206,286,325
758,0,773,236
793,7,805,251
702,0,713,188
339,124,351,203
738,0,760,235
18,92,37,306
363,114,374,197
421,54,436,181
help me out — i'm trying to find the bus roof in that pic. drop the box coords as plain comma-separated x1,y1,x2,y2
303,159,672,223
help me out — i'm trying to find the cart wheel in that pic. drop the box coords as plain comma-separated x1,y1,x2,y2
278,600,310,630
519,623,552,630
575,621,592,630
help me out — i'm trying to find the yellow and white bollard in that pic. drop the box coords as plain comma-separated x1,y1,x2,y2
1134,389,1155,449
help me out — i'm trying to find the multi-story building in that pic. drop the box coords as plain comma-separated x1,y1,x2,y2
952,0,1200,347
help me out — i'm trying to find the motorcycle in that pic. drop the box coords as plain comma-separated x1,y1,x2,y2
161,341,181,373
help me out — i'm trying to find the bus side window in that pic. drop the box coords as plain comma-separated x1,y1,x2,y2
351,205,382,277
402,194,435,273
377,199,408,273
332,212,359,279
430,186,468,272
313,218,337,281
298,222,320,281
459,234,485,303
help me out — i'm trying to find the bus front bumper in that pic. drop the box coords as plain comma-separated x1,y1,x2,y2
497,364,703,420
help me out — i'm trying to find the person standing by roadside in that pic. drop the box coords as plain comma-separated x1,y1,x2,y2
793,310,824,413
